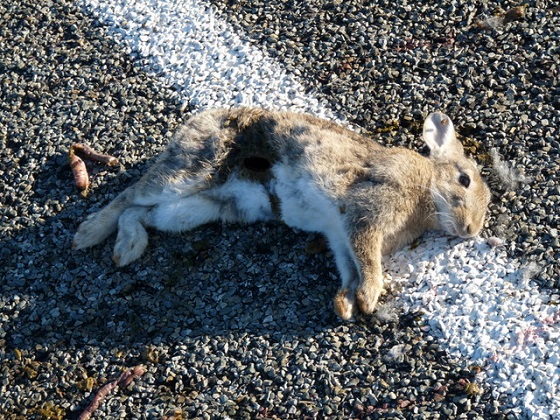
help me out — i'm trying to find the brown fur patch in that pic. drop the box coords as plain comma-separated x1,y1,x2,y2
216,108,280,182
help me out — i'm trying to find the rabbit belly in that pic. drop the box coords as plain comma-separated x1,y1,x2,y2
271,164,346,235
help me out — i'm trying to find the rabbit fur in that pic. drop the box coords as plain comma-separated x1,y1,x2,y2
73,107,491,320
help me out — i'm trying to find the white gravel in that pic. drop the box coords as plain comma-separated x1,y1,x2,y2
85,0,337,120
387,235,559,419
78,0,560,418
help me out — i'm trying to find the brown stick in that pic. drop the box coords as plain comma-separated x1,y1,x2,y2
69,148,90,196
72,143,119,166
78,365,146,420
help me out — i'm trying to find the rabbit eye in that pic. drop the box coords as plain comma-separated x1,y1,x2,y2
459,174,471,188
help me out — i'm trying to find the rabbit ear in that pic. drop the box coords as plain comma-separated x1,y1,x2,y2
423,112,463,159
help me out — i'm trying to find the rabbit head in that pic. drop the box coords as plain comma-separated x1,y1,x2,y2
423,112,491,238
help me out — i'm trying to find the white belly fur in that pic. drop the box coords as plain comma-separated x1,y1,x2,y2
271,163,349,235
150,162,350,244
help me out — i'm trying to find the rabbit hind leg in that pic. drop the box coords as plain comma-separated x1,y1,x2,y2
113,206,150,266
73,191,131,250
113,177,275,266
112,193,226,266
150,177,275,232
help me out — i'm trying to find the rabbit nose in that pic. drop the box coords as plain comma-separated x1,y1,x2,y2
462,223,479,238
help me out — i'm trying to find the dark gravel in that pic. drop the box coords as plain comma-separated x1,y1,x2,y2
2,0,558,418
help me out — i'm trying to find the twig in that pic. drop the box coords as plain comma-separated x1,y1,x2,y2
71,143,119,166
476,6,526,30
69,148,90,196
78,365,146,420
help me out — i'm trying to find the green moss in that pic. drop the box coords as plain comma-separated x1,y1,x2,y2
457,134,492,165
374,122,400,134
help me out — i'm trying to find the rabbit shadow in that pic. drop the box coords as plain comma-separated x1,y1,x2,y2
3,154,346,353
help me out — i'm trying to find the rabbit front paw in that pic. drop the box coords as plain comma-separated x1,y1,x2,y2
333,288,355,321
356,285,381,315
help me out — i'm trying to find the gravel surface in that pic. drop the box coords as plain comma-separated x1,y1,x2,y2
1,0,558,419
